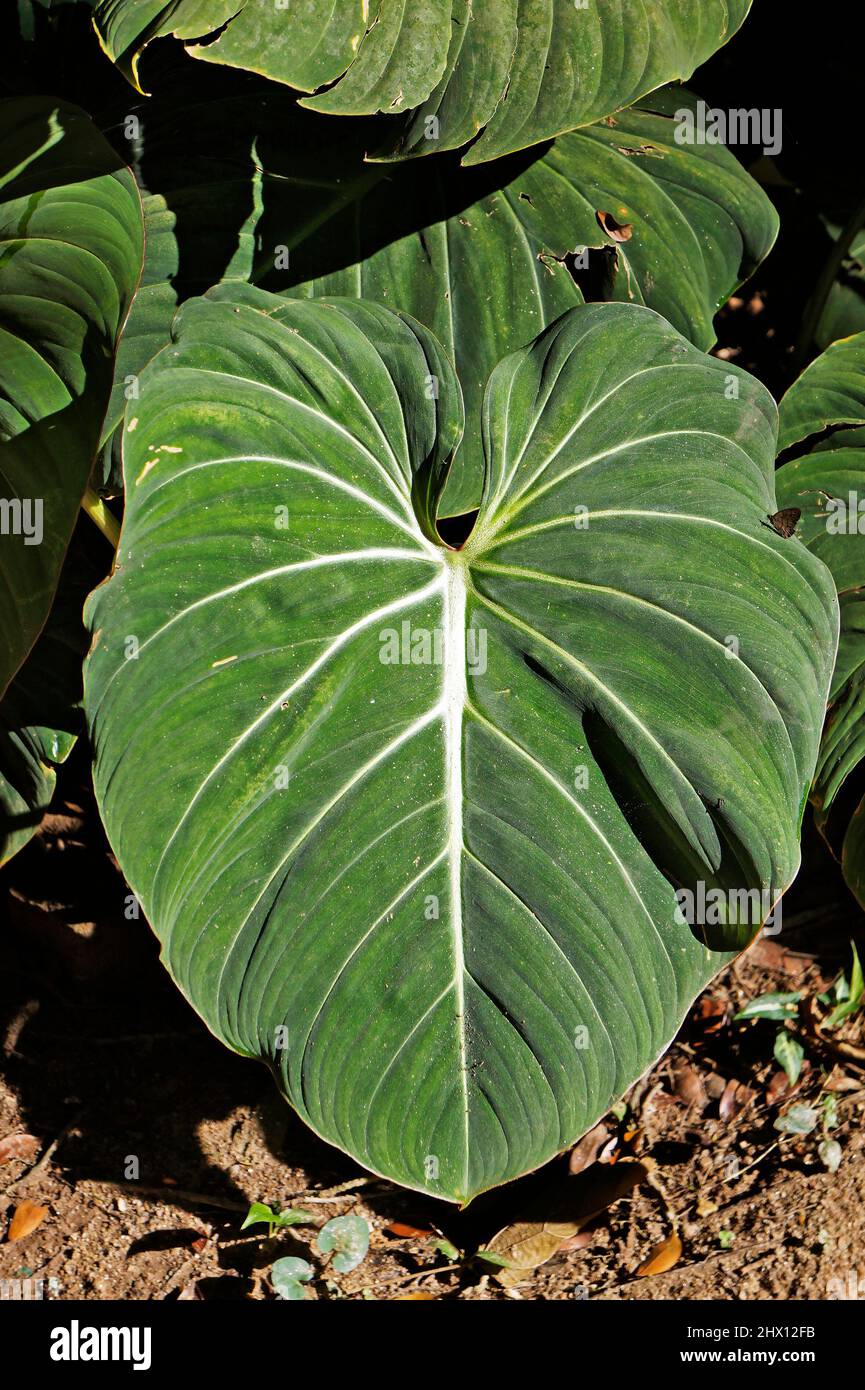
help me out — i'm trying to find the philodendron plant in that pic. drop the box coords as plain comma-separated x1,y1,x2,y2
0,2,848,1201
83,291,837,1200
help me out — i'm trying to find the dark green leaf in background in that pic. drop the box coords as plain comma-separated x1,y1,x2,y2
776,332,865,905
95,82,775,513
0,96,143,694
93,0,753,165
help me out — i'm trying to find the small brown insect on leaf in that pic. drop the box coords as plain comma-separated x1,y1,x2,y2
765,507,801,538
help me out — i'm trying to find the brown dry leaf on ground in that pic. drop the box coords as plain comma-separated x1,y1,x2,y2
720,1080,756,1122
673,1065,709,1110
486,1161,647,1288
568,1122,610,1175
637,1232,683,1277
385,1222,432,1239
7,1198,48,1242
0,1133,39,1164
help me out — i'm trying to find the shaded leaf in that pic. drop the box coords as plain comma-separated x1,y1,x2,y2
93,0,752,164
0,97,142,696
774,1030,805,1086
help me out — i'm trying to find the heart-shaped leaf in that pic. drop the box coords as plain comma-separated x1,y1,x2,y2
317,1214,370,1273
271,1255,314,1300
85,294,836,1201
0,96,143,695
93,0,752,164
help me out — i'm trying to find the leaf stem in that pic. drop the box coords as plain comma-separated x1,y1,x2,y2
81,487,121,548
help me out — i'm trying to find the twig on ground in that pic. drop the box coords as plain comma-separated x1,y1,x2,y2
2,1108,87,1198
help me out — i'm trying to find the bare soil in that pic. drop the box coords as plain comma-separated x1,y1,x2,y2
2,756,864,1302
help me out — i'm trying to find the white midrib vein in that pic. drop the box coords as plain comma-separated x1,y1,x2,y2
155,547,474,1189
443,556,471,1195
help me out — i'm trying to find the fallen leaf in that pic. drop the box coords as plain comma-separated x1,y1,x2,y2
7,1199,48,1242
596,209,633,241
704,1072,727,1101
482,1221,576,1286
637,1231,682,1276
693,995,728,1033
719,1079,755,1121
385,1222,432,1239
674,1066,708,1110
568,1122,609,1175
0,1133,39,1165
557,1228,596,1253
823,1066,860,1093
486,1161,646,1287
766,1069,793,1105
393,1292,435,1300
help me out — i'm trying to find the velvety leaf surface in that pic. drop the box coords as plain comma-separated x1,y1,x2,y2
0,96,143,695
93,0,752,163
776,333,865,903
85,294,836,1200
97,85,775,513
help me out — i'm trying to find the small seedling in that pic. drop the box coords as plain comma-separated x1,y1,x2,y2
316,1214,370,1274
824,942,864,1029
734,991,803,1022
241,1201,314,1239
774,1103,819,1135
773,1028,804,1086
271,1256,314,1301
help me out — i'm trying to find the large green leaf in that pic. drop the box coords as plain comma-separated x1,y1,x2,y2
0,96,143,695
98,84,775,512
776,332,865,905
85,294,836,1200
92,0,752,164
